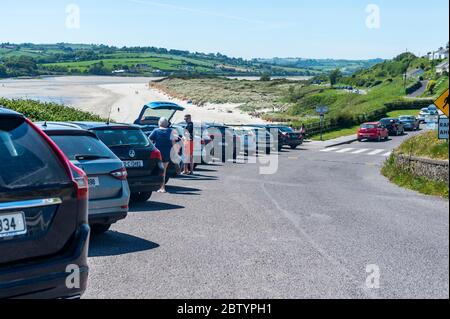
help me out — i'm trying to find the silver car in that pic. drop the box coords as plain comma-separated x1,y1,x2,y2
36,122,130,234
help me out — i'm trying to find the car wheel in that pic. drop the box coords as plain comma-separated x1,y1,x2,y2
290,145,298,150
91,224,111,235
130,192,152,203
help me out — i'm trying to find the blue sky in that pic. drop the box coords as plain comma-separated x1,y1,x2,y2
1,0,448,59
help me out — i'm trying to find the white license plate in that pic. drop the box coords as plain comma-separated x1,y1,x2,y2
124,160,144,168
0,212,27,238
88,177,100,188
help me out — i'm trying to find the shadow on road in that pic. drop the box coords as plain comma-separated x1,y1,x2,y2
129,201,185,212
166,185,201,195
89,231,159,257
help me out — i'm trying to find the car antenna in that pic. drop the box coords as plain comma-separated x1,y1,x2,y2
43,121,47,128
106,105,113,125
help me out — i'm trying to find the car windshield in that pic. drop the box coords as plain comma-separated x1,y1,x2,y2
0,118,68,191
361,124,377,129
50,134,116,160
380,119,395,124
399,116,415,121
95,129,150,147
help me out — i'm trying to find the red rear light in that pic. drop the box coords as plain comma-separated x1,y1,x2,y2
150,148,162,161
110,167,128,180
69,162,89,200
200,139,206,145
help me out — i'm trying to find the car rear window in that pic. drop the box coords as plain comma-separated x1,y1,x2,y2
50,134,116,160
361,124,377,129
95,128,150,148
400,116,415,121
0,118,69,191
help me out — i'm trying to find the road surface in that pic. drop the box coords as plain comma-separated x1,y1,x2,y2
84,131,449,299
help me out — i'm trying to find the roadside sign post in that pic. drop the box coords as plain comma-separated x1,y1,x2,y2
316,106,329,141
438,116,449,140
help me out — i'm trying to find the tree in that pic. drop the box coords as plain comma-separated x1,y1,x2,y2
0,64,8,78
329,69,342,86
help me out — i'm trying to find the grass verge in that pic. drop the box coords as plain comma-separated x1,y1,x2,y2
382,155,449,199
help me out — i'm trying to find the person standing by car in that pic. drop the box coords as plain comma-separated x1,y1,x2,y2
299,124,307,138
149,117,177,193
183,114,195,175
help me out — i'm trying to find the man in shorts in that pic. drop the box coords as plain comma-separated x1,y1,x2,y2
183,114,195,175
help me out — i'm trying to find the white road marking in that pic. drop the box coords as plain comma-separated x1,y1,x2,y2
383,151,392,157
351,149,370,154
320,147,340,152
336,148,355,153
367,149,385,156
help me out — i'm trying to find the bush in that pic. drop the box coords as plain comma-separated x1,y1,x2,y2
0,98,106,122
405,81,422,95
426,80,437,94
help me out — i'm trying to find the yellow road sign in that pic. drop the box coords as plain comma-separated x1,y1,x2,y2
434,89,449,117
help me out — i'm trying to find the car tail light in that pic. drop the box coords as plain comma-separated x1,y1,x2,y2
201,139,206,145
69,163,89,200
111,167,128,180
150,148,162,161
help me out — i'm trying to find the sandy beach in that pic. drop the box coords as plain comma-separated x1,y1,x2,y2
0,76,267,125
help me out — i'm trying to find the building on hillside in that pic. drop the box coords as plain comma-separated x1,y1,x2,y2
436,60,449,74
428,48,449,60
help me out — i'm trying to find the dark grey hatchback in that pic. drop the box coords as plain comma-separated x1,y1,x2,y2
72,122,165,203
0,108,89,299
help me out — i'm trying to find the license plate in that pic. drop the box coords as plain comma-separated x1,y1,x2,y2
0,212,27,238
124,160,144,168
88,177,100,188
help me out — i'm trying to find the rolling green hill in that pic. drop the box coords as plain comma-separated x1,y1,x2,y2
0,43,323,78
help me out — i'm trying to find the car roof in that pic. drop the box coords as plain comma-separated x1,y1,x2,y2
70,121,142,130
363,122,380,125
0,106,23,118
34,121,97,137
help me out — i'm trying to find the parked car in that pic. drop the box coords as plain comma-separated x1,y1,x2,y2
234,126,275,155
176,122,214,164
398,115,420,131
72,122,164,203
357,122,389,142
204,123,239,162
379,118,405,136
418,107,439,123
36,122,130,234
249,125,303,151
0,108,89,299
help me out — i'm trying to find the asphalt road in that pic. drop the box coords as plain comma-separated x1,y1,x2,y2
84,131,449,299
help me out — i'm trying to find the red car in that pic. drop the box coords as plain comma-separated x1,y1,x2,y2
357,122,389,142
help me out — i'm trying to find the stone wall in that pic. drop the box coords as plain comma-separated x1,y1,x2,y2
394,154,449,183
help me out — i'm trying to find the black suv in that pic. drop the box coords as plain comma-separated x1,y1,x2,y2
72,122,165,203
0,108,89,299
379,118,405,136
